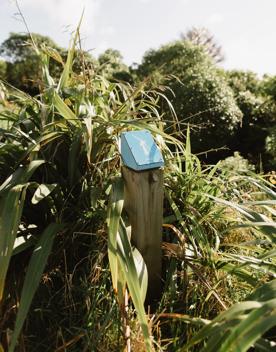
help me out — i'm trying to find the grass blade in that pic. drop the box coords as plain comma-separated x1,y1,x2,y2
52,91,80,127
107,178,124,293
31,183,57,204
0,186,27,302
0,160,45,196
117,220,152,351
8,223,64,352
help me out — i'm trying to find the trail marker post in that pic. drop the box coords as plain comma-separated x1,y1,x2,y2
120,130,164,303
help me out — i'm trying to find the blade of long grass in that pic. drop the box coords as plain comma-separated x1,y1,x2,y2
254,338,276,351
8,223,64,352
132,247,148,304
57,11,83,91
52,91,80,127
183,301,262,350
185,124,193,175
107,178,124,293
207,194,276,243
247,177,276,200
220,299,276,352
31,183,57,204
0,185,27,302
0,160,45,195
117,220,152,351
107,180,151,350
247,279,276,302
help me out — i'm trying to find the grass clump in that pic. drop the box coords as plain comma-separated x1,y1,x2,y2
0,29,275,352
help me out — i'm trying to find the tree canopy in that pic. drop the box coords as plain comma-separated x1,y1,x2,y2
136,40,242,157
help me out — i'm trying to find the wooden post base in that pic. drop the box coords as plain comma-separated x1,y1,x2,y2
122,166,163,303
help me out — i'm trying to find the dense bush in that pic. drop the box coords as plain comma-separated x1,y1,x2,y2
0,33,275,352
136,41,242,159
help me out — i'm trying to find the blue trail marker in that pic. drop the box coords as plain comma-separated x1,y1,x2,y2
120,130,164,171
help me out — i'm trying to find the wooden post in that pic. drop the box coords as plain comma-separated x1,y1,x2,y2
122,166,163,303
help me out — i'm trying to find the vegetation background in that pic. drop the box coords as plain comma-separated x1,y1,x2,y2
0,13,275,352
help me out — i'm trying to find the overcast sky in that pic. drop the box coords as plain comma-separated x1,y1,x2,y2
1,0,276,75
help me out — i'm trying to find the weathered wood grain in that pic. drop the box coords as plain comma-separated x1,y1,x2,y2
122,166,163,302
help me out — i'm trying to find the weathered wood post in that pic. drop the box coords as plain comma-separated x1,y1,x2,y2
120,130,164,303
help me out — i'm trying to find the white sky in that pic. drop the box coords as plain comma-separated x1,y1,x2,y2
1,0,276,75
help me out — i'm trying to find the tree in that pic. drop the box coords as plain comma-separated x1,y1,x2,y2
136,40,242,159
0,33,60,94
0,60,6,80
181,27,224,63
260,74,276,168
98,48,133,83
227,70,275,170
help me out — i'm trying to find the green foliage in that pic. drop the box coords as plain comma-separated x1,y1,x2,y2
136,41,242,156
0,60,6,80
226,70,274,169
183,280,276,352
0,31,177,350
0,33,59,94
98,48,133,83
220,152,255,173
8,223,64,352
0,30,275,352
107,179,151,350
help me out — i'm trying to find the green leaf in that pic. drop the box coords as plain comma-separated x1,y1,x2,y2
132,247,148,305
207,195,276,243
185,124,193,175
220,263,257,286
52,91,80,127
0,186,27,302
31,183,57,204
117,220,152,351
220,299,276,352
0,160,45,196
57,12,83,91
247,279,276,302
107,178,124,293
107,179,152,351
8,223,64,352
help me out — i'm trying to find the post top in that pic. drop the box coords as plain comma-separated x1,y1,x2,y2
120,130,164,171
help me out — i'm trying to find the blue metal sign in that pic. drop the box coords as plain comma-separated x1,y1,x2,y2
120,130,164,171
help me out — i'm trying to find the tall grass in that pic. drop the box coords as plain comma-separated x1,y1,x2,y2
0,29,275,351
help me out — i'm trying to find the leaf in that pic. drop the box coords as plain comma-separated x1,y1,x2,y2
185,124,193,175
31,183,57,204
0,186,27,302
219,299,276,352
8,223,64,352
247,279,276,302
0,160,45,196
107,178,124,293
132,247,148,304
12,236,35,256
107,179,152,351
57,11,83,91
68,135,82,187
207,194,276,243
52,91,80,127
83,116,93,164
117,220,152,351
219,263,257,286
